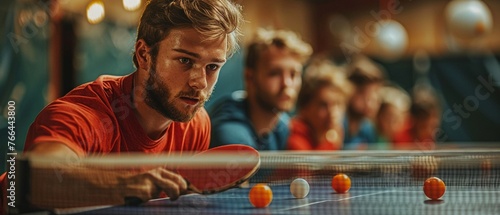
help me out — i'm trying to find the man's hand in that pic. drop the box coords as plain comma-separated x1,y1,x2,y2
119,167,188,202
26,142,190,208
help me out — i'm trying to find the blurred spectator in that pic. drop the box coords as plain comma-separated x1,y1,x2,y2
343,55,385,149
374,84,411,149
288,58,353,150
209,28,312,150
393,86,442,150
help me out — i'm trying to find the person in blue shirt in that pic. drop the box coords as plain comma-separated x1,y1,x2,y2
343,55,385,149
209,28,312,150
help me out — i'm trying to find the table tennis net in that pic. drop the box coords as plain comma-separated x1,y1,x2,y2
8,149,500,215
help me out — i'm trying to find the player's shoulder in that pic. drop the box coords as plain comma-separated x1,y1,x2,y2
60,74,132,107
36,97,112,128
68,74,130,96
40,75,132,123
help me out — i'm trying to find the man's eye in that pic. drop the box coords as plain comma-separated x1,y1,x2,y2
179,58,191,64
207,64,219,71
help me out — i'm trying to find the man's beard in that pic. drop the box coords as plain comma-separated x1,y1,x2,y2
144,67,210,122
254,83,294,113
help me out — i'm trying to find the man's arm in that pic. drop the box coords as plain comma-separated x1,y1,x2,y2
26,142,187,209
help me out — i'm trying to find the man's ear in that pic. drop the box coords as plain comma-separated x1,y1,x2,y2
135,40,150,71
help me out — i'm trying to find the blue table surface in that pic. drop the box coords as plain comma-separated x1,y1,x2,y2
74,175,500,215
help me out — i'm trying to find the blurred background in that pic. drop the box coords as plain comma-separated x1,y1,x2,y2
1,0,500,171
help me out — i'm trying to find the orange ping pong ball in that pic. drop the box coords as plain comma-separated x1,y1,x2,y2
249,183,273,208
423,177,446,200
332,173,351,193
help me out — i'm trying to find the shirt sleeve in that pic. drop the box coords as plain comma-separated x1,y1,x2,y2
25,101,112,156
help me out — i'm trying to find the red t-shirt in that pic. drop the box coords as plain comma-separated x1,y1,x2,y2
25,73,210,155
1,73,210,212
287,118,341,151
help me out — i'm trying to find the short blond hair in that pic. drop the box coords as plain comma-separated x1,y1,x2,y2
297,58,353,110
245,28,312,69
133,0,243,67
379,84,411,112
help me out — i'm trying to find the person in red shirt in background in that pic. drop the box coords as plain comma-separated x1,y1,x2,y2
1,0,243,212
393,87,442,150
288,58,353,150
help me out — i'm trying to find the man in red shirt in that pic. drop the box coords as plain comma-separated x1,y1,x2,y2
1,0,243,211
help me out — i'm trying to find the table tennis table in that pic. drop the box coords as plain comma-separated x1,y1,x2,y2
11,149,500,215
74,150,500,215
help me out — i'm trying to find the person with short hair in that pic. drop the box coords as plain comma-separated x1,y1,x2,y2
209,28,312,150
0,0,243,210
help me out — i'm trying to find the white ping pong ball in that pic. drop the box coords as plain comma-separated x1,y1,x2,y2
290,178,310,198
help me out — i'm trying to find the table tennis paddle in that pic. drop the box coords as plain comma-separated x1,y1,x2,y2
123,144,260,205
177,144,261,194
